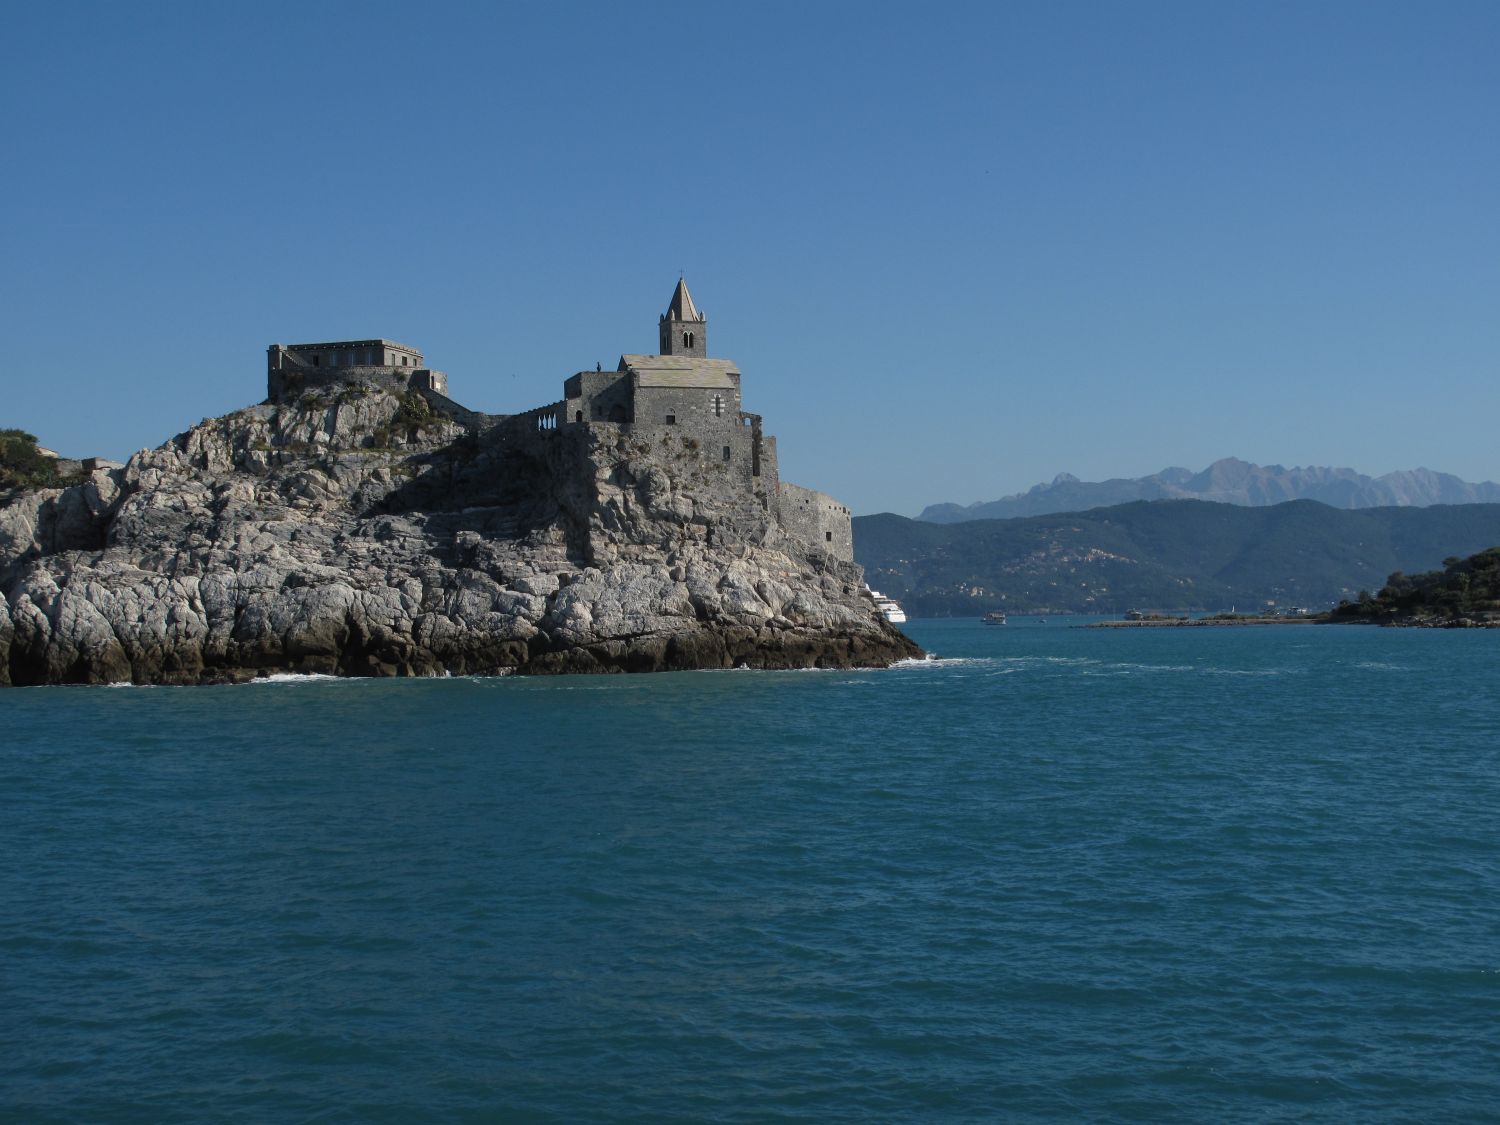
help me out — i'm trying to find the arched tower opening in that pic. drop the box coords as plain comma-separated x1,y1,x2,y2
659,277,707,358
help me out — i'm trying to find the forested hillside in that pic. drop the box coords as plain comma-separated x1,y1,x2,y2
1330,548,1500,624
854,500,1500,616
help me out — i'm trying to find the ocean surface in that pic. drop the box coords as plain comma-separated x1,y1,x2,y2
4,618,1499,1123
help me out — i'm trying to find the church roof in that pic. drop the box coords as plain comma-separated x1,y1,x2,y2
663,278,704,322
619,355,739,389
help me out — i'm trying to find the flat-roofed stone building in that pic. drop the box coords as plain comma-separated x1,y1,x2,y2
265,280,853,563
266,338,448,400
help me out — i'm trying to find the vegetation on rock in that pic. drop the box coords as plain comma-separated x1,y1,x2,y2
0,429,65,492
1329,548,1500,624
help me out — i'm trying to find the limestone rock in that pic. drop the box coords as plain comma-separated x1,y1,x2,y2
1,391,919,684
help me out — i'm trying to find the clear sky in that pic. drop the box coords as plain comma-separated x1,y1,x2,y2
4,1,1497,516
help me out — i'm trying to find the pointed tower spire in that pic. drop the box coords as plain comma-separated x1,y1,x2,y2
660,278,707,357
666,278,703,323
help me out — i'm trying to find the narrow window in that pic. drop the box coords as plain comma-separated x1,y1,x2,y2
826,532,833,543
665,414,676,425
712,394,723,417
575,411,582,423
312,355,321,366
684,331,694,349
722,445,731,461
401,356,408,366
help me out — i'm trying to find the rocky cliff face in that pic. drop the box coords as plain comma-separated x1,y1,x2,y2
0,391,918,685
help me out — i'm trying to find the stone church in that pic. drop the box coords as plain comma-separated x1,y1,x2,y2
265,280,853,561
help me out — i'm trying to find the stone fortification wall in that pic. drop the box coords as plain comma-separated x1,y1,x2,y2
268,365,447,403
496,401,565,439
414,387,499,432
778,482,853,562
564,371,635,424
270,340,423,369
613,423,774,519
630,382,740,431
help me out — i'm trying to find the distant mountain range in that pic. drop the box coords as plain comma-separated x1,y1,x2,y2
854,499,1500,616
917,459,1500,523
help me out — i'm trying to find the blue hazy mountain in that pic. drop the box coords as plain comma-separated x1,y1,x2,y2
918,458,1500,523
855,499,1500,616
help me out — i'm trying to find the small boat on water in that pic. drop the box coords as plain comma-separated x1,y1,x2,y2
982,611,1007,625
866,587,907,624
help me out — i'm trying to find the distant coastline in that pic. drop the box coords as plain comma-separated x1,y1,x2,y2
1085,616,1320,629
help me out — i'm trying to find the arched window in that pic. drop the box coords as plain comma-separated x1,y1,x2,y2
684,331,694,349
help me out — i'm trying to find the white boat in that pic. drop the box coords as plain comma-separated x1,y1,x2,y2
982,611,1007,625
866,587,907,624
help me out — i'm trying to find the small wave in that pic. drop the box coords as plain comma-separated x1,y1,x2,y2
1200,668,1304,677
251,673,345,684
889,655,987,669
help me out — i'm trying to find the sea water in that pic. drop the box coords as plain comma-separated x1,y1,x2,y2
3,619,1498,1122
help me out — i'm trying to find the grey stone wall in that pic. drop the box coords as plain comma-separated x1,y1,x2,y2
632,381,741,431
269,341,423,371
758,431,781,500
414,387,497,431
564,371,635,424
777,483,853,562
496,401,565,438
659,317,706,357
267,365,446,403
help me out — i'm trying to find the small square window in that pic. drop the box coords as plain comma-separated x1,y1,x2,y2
665,414,676,425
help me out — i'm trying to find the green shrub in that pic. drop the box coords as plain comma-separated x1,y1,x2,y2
0,428,60,491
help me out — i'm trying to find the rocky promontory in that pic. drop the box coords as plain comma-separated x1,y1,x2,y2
0,391,919,685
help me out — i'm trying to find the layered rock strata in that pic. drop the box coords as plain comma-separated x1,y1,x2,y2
0,392,918,684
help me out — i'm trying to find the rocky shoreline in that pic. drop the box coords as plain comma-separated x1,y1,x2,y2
0,392,920,685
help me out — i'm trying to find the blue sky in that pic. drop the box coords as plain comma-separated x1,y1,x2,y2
4,1,1496,515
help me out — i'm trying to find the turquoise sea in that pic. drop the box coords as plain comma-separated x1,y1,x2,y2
4,619,1499,1122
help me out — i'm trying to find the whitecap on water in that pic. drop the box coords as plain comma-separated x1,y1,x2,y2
889,655,989,669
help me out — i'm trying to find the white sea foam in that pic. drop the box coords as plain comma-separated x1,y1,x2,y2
889,655,987,669
1200,667,1304,677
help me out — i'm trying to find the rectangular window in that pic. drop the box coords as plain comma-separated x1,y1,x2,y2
722,445,731,461
825,532,833,542
665,414,676,425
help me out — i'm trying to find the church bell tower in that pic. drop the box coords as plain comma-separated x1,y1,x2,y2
659,277,707,358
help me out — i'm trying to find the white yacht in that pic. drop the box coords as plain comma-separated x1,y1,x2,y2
866,587,908,624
